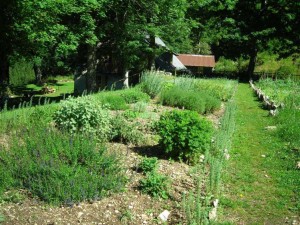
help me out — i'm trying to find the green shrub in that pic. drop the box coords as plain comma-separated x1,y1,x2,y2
110,114,145,145
155,110,213,164
160,87,205,114
100,95,128,110
53,96,111,140
139,157,158,174
0,128,126,205
194,79,237,101
120,88,150,104
139,172,169,199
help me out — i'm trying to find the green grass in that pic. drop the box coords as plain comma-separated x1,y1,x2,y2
26,80,74,97
220,83,300,224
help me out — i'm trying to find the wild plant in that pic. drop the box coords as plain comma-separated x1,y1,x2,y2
139,171,169,199
139,157,158,174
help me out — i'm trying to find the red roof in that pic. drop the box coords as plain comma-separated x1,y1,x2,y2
177,54,215,67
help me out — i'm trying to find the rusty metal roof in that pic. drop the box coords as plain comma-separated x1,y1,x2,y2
177,54,215,67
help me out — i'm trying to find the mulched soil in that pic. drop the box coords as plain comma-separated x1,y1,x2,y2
0,103,224,225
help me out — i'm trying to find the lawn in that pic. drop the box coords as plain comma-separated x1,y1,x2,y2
220,83,299,224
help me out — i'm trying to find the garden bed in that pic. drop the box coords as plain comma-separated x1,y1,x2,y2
0,72,237,224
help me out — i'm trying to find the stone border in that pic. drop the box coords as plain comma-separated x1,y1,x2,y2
249,80,284,116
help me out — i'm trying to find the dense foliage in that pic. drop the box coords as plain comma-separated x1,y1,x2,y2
53,96,111,140
139,157,158,174
155,110,213,164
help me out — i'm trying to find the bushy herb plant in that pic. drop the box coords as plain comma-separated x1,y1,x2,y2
155,110,213,164
53,96,111,140
110,114,145,145
139,172,169,199
132,101,148,113
139,157,158,174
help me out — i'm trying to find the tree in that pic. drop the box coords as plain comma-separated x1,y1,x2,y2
0,0,19,85
188,0,300,78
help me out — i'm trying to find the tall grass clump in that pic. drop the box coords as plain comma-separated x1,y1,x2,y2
0,102,58,133
173,76,197,90
183,178,211,225
10,60,35,86
0,127,126,205
140,71,166,98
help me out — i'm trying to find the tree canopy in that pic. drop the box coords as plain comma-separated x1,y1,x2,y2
0,0,299,90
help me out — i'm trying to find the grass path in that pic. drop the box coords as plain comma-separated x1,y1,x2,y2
220,83,299,225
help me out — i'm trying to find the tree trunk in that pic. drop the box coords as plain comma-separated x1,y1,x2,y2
123,70,129,89
34,64,43,85
147,35,156,70
86,44,98,92
0,55,10,85
247,45,258,80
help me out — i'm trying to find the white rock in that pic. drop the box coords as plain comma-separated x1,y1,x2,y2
209,199,219,220
77,212,84,218
265,126,277,130
158,210,170,222
224,153,230,160
296,161,300,169
261,154,266,158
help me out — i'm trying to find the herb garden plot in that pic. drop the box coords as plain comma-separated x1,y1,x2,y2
0,72,237,224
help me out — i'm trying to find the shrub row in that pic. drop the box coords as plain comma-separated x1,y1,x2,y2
159,86,221,114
